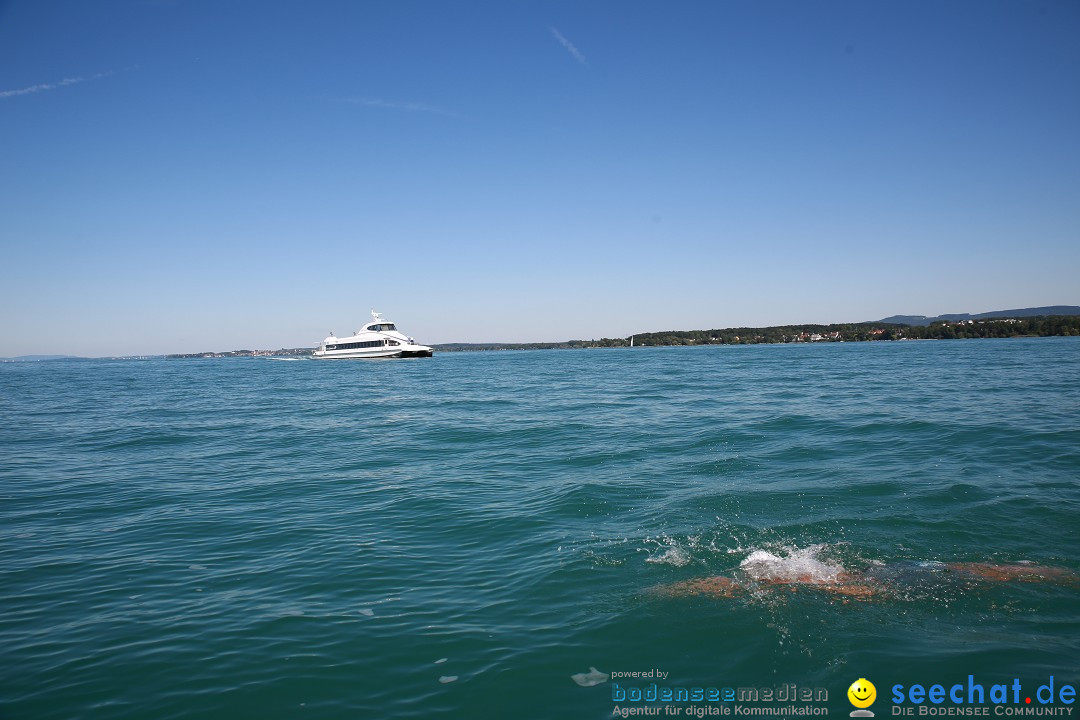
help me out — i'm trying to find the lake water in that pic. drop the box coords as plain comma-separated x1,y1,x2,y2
2,338,1078,719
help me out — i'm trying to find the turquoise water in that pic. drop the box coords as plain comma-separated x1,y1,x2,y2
2,338,1078,719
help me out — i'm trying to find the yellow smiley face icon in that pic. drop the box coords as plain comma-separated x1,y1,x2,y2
848,678,876,709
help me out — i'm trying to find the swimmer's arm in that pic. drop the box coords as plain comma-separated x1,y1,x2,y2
945,562,1078,584
651,576,741,598
756,575,879,599
819,583,878,599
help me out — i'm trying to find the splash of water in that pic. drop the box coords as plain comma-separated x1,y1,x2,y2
739,544,845,583
643,535,693,567
645,545,691,567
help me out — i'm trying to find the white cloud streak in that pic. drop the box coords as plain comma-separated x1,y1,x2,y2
550,26,587,65
0,71,113,100
342,97,464,118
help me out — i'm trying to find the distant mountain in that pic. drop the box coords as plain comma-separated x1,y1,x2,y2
878,306,1080,327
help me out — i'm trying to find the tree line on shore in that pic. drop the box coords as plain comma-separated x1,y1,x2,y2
596,315,1080,347
436,315,1080,351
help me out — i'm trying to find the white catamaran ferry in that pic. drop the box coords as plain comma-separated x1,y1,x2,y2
313,311,433,359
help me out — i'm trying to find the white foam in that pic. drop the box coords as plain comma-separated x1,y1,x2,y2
439,675,458,684
739,544,845,583
435,658,448,664
359,608,374,616
645,545,691,567
644,536,693,567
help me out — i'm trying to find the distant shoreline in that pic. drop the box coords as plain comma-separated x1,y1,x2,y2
5,314,1077,362
170,316,1073,355
431,315,1079,352
163,315,1077,358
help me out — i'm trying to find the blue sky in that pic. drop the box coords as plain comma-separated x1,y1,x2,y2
2,1,1078,356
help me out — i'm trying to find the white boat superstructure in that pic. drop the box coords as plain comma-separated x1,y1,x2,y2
312,311,434,359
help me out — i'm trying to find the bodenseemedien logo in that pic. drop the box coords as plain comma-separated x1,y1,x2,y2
849,678,877,717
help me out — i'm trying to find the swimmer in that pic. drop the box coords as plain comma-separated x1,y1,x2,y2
653,561,1077,601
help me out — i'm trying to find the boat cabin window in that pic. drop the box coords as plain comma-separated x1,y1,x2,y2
326,340,387,350
367,323,397,332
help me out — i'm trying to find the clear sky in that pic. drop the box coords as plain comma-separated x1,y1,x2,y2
2,0,1078,356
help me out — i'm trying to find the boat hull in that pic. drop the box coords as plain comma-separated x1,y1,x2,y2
311,350,401,359
311,344,433,360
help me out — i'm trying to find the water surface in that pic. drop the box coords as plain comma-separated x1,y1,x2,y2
2,338,1078,718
